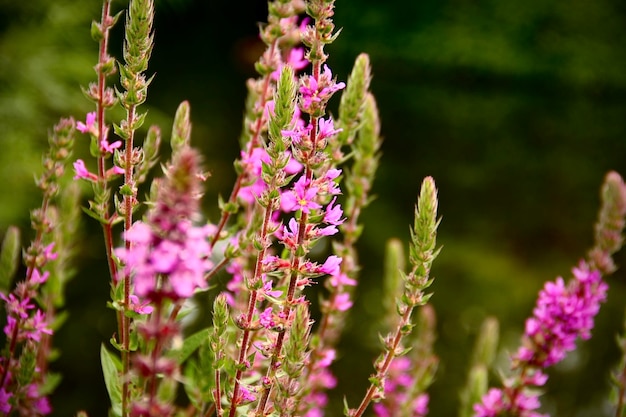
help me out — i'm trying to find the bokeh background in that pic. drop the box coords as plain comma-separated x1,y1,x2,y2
2,0,626,416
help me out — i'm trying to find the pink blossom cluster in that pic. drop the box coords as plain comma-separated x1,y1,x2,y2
474,261,607,417
73,112,124,181
298,65,346,114
372,356,429,417
115,220,215,301
76,111,122,154
0,245,56,415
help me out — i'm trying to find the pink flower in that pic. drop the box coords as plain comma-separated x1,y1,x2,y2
475,261,606,417
514,261,607,368
298,65,346,112
333,292,352,311
413,393,429,417
314,224,339,237
259,307,275,329
320,255,342,276
129,295,153,315
1,293,34,319
282,123,312,144
100,138,122,154
317,349,336,368
281,177,321,214
27,309,53,342
76,111,96,134
270,47,309,80
474,389,504,417
0,388,12,413
329,272,357,288
324,197,345,225
73,159,97,181
287,47,309,71
115,221,213,300
277,218,300,248
261,277,283,299
317,117,342,140
239,386,256,403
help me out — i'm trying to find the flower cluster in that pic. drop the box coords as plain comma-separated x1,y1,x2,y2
372,356,429,417
115,146,215,416
474,261,608,417
0,263,54,415
116,147,212,295
116,219,214,300
7,1,626,417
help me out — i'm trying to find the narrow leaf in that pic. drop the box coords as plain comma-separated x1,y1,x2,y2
100,344,123,417
0,226,21,292
169,328,209,365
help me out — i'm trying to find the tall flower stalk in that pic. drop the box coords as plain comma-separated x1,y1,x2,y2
8,0,626,416
473,172,626,417
348,176,441,417
0,118,78,415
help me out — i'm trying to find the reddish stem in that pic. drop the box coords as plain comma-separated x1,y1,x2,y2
210,40,278,251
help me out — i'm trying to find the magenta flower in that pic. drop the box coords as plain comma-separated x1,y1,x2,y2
314,224,338,237
116,221,214,300
129,295,153,315
473,388,504,417
474,261,606,417
287,47,309,71
73,159,97,181
298,65,346,112
323,197,345,225
27,309,53,342
320,255,342,276
76,111,96,134
271,47,309,80
282,123,312,145
259,307,275,329
317,117,342,140
1,293,34,320
277,218,300,249
333,292,352,312
373,357,429,417
260,277,283,299
100,138,122,154
514,261,607,368
281,177,322,214
329,272,357,288
0,388,12,414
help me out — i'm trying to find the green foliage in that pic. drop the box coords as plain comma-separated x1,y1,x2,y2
101,344,123,417
0,226,20,293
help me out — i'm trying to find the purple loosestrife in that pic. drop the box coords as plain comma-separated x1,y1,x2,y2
210,0,306,251
222,1,354,413
372,357,429,417
473,262,606,417
295,54,379,416
371,245,438,417
0,118,77,415
473,172,626,417
349,177,440,417
115,146,214,417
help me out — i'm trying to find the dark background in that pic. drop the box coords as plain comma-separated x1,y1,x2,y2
2,0,626,416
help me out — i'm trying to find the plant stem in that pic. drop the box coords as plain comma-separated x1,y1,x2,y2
210,40,278,251
229,193,278,417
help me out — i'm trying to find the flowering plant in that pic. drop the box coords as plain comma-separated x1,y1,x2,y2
2,1,626,416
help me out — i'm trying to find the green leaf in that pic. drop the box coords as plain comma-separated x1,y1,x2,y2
169,328,209,365
100,344,123,417
40,372,63,396
81,206,107,224
0,226,20,292
90,21,104,42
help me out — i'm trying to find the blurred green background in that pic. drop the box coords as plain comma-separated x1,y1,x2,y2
2,0,626,416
